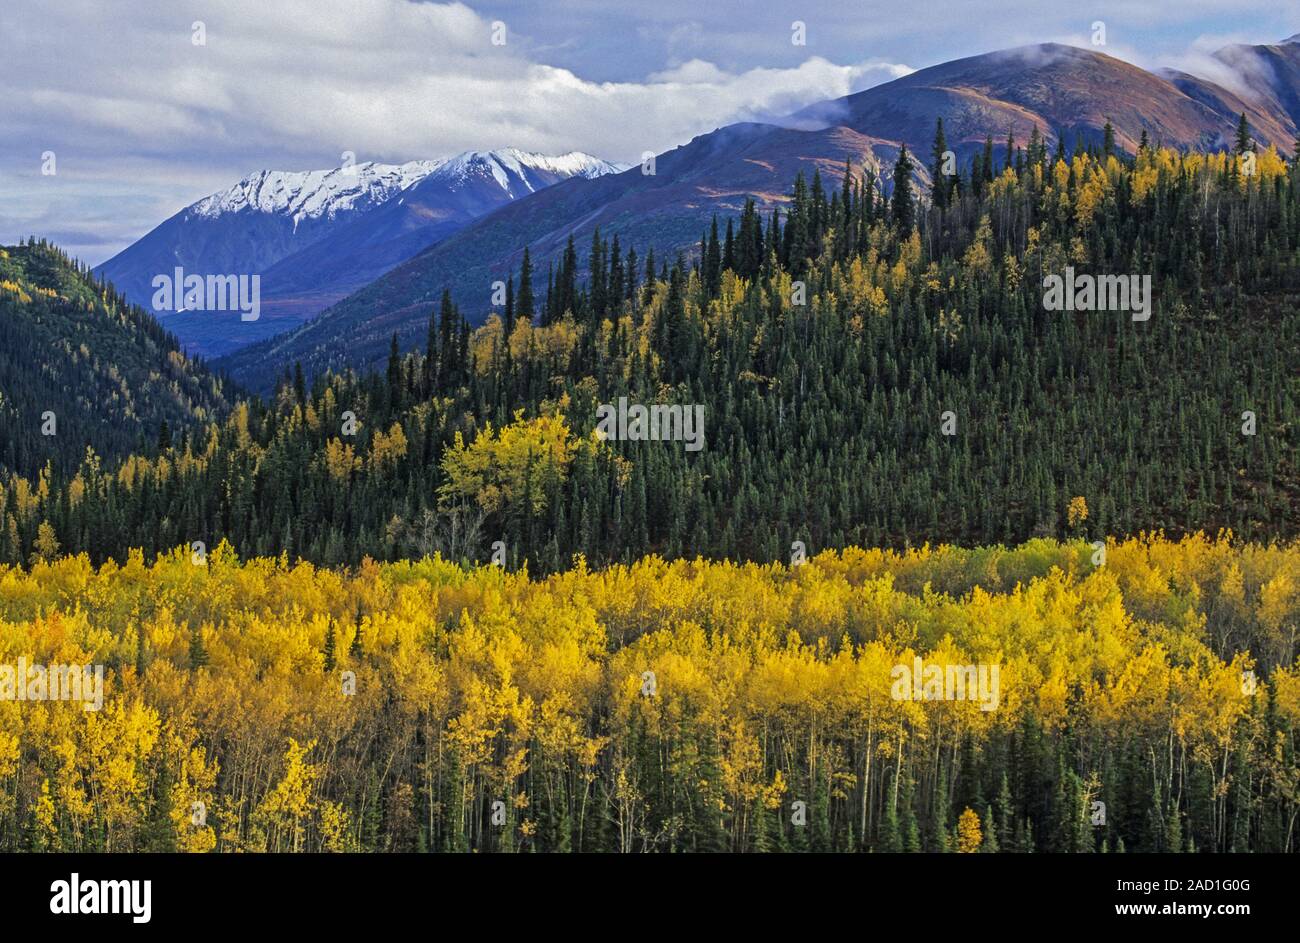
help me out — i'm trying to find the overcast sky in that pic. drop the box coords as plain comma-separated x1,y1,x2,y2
2,0,1293,266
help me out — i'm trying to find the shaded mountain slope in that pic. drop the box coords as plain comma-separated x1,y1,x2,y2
0,241,228,478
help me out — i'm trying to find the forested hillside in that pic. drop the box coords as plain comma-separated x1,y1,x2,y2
0,242,229,480
217,40,1300,388
5,137,1297,568
1,536,1296,852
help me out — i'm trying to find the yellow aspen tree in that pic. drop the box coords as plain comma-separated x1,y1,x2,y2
957,807,982,853
253,738,320,853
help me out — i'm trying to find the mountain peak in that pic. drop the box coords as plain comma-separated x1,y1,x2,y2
190,160,441,226
427,148,627,194
98,147,628,358
188,150,625,224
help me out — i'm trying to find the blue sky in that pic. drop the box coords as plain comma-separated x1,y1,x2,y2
2,0,1294,266
481,1,1293,84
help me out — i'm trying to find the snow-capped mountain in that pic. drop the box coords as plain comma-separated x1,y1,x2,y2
188,149,621,225
189,160,443,226
429,148,624,195
250,150,627,321
95,149,626,358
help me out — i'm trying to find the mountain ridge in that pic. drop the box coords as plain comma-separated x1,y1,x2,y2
218,122,916,389
0,241,229,479
94,148,626,359
794,43,1295,157
217,39,1300,389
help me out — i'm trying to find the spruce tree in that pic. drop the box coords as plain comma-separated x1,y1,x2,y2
188,626,209,670
517,246,534,322
1234,112,1252,156
930,117,950,209
890,145,916,235
386,334,401,412
437,290,455,386
705,216,722,297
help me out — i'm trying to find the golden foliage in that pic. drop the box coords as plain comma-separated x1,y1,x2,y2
957,807,982,853
0,533,1295,851
438,411,579,514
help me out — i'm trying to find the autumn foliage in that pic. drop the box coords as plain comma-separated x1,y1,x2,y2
1,533,1296,852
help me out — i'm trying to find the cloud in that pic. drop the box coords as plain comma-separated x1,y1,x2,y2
4,0,1288,265
0,0,910,264
1157,34,1284,103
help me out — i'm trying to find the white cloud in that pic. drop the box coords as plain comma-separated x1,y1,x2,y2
6,0,1286,266
0,0,910,264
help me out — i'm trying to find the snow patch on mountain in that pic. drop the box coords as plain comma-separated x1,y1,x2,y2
493,148,629,180
421,148,627,195
191,161,444,227
189,150,626,226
